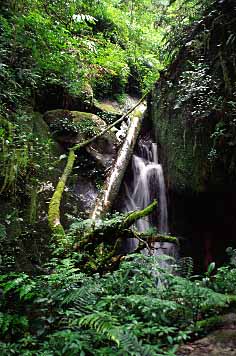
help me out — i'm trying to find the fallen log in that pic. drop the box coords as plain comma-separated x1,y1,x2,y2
75,200,177,249
48,149,76,240
48,93,148,240
91,103,146,219
76,200,158,248
74,200,178,273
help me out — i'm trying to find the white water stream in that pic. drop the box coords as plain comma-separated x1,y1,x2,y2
123,137,176,257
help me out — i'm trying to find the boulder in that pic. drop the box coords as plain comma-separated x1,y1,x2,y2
43,109,119,168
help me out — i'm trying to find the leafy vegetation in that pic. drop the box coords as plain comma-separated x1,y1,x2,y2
0,253,234,356
0,0,215,112
1,0,236,355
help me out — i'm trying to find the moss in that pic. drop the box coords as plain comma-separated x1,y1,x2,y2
44,110,108,144
0,118,30,194
94,101,120,114
0,117,13,137
33,112,51,139
43,109,73,125
151,2,236,193
44,110,105,127
48,149,76,239
124,199,158,228
151,91,210,192
71,112,103,137
27,185,38,225
195,315,223,333
133,107,145,119
71,111,104,124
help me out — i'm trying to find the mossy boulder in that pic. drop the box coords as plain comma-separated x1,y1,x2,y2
95,101,119,114
44,109,106,143
93,99,122,126
44,109,119,167
0,111,67,271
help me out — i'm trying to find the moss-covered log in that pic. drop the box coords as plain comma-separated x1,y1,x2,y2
123,199,158,229
50,199,177,273
80,200,158,245
48,149,76,239
76,200,177,250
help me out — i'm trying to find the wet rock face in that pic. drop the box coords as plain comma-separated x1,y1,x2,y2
151,0,236,194
43,109,120,223
73,177,98,214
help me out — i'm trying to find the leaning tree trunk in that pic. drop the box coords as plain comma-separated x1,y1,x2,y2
48,93,148,240
91,103,146,220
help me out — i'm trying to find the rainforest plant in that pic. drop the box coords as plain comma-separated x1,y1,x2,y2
0,254,230,356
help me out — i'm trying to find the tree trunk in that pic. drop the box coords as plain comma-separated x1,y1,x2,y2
48,149,76,240
48,93,148,239
91,103,146,219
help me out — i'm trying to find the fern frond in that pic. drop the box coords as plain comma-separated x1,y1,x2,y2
78,312,120,345
62,285,97,305
177,257,194,278
119,331,159,356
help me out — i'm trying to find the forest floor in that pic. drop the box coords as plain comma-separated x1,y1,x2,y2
177,313,236,356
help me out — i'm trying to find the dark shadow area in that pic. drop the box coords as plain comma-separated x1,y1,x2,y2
169,190,236,273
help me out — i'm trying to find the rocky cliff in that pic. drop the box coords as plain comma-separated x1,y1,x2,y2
150,0,236,270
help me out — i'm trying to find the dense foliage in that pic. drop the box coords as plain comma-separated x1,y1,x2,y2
1,253,235,355
0,0,214,111
1,1,235,355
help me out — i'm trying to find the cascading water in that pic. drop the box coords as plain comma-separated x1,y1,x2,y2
122,136,176,257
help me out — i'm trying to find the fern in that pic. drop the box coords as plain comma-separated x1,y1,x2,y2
118,330,163,356
176,257,194,278
0,272,36,301
0,253,233,354
78,312,121,345
59,286,98,315
62,283,98,305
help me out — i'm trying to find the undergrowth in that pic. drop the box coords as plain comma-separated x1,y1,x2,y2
0,253,233,356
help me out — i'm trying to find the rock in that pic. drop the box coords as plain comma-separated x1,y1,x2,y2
63,82,94,111
0,111,67,271
94,100,121,115
149,0,236,270
44,109,106,143
177,313,236,356
79,82,94,107
178,330,236,356
93,100,122,128
150,1,236,193
43,109,119,167
73,177,98,213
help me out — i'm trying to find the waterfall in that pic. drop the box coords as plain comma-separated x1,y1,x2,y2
122,136,176,257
